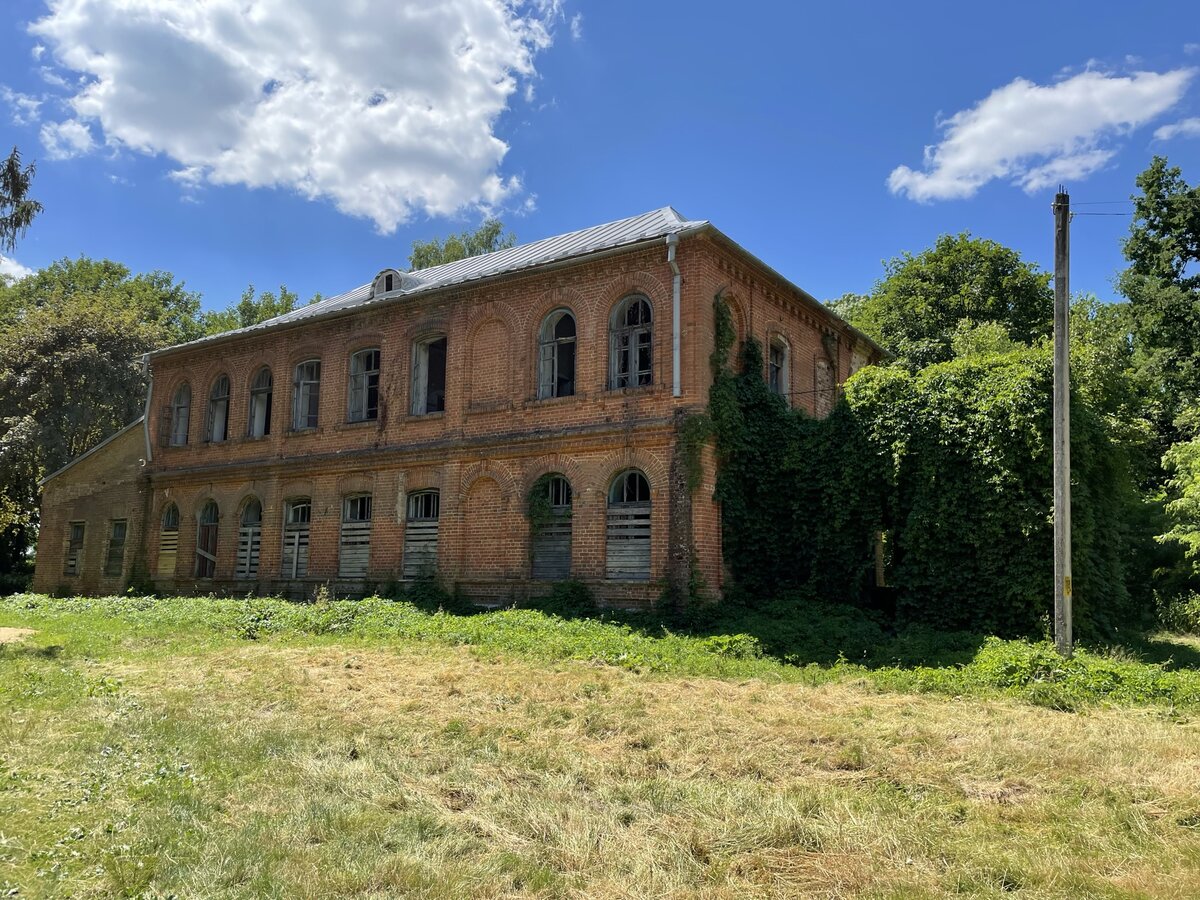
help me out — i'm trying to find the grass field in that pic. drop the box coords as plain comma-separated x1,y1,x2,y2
3,594,1200,898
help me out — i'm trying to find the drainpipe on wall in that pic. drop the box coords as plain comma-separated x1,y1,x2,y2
666,233,681,397
141,353,154,463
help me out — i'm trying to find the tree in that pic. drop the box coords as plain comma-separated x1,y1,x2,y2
1119,156,1200,441
200,284,300,335
0,146,42,255
843,233,1053,368
408,218,515,270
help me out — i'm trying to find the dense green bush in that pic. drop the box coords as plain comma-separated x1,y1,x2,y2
709,295,1151,639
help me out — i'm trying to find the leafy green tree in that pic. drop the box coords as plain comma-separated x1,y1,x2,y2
408,218,515,270
200,284,299,335
0,146,42,255
1119,156,1200,441
844,233,1052,368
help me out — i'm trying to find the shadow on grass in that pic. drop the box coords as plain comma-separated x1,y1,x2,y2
0,643,63,660
1120,632,1200,671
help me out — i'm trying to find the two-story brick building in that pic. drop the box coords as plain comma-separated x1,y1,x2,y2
32,207,880,604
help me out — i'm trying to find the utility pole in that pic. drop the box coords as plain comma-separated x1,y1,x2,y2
1053,189,1072,657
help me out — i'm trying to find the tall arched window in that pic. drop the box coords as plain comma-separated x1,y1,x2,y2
282,499,311,578
247,367,272,438
237,498,262,577
606,469,651,580
348,348,381,422
196,501,219,578
339,494,372,578
609,296,652,389
537,310,576,399
168,383,191,446
207,375,230,442
531,475,572,580
768,336,790,402
293,360,321,430
157,503,179,577
403,491,440,578
411,336,447,415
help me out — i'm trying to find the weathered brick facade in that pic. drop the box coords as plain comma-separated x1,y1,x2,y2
34,211,878,605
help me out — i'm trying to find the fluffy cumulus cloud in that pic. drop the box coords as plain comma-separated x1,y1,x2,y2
0,255,34,282
1155,117,1200,140
39,117,94,159
889,68,1195,201
30,0,564,231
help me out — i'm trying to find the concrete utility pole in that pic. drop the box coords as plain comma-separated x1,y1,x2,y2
1053,189,1073,657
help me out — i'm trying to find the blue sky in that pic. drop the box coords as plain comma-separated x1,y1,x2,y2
2,0,1198,312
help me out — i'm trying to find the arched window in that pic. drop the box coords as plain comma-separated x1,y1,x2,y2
293,359,321,430
411,336,447,415
196,501,219,578
247,367,272,438
531,475,572,580
157,503,179,577
606,469,651,580
339,494,373,578
167,383,191,446
537,310,576,399
609,296,652,389
237,498,262,577
282,499,311,578
768,336,790,402
348,348,381,422
207,375,230,442
403,490,440,578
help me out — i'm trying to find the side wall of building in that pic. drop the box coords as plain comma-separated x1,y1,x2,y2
32,426,150,596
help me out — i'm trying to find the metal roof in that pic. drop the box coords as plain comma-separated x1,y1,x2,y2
157,206,709,355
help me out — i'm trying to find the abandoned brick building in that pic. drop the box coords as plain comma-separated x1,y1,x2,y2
32,207,880,604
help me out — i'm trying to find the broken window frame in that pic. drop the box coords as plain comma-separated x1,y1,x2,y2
195,501,219,578
206,374,231,442
768,336,790,401
64,521,85,576
609,296,653,389
247,366,272,438
410,336,447,415
403,490,440,579
531,475,572,581
347,348,381,423
103,519,127,577
157,503,179,578
537,309,577,400
169,383,191,446
292,359,321,431
605,469,651,580
237,497,262,578
338,493,373,578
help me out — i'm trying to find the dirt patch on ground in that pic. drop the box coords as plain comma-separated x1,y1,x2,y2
0,627,34,644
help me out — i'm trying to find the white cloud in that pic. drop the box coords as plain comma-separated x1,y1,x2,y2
39,118,95,159
1,86,42,125
889,68,1195,202
570,13,583,41
1155,117,1200,140
0,255,34,282
30,0,564,232
31,44,45,60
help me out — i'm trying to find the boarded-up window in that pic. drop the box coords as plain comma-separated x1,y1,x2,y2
412,337,447,414
348,348,380,422
531,475,572,580
207,375,230,442
403,491,440,578
609,296,652,389
339,494,372,578
64,521,85,576
237,498,262,577
196,501,218,578
157,504,179,577
606,470,651,580
293,360,321,430
104,520,127,577
282,499,311,578
538,310,576,399
248,367,272,438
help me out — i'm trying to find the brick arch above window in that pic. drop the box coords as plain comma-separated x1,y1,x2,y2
335,473,376,496
458,459,517,501
520,454,587,497
592,446,669,493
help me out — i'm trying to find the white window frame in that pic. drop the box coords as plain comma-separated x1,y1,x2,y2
537,310,577,400
170,383,191,446
247,367,272,438
348,348,381,423
207,375,230,442
292,359,321,430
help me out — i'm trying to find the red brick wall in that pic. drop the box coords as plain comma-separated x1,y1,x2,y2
36,230,876,604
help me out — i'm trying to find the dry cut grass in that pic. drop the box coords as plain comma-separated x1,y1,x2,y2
3,630,1200,898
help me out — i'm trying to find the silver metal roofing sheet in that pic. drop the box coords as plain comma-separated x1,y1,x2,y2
159,206,707,353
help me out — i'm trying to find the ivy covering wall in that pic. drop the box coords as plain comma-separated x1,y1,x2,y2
708,295,1148,639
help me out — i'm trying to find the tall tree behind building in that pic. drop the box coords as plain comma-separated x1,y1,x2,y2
0,146,42,257
408,218,515,270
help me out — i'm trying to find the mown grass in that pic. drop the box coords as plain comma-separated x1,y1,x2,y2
2,593,1200,897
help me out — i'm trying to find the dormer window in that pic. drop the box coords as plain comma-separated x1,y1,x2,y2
385,273,394,293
